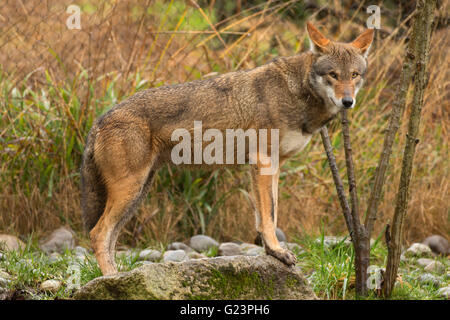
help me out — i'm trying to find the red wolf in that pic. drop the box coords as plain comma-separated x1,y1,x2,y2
81,22,374,275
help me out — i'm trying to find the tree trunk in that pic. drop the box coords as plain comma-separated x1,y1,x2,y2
340,109,369,297
382,0,436,297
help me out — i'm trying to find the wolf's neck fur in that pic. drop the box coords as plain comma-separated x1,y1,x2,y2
270,53,338,134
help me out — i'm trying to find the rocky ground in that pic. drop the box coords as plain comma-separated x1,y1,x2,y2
0,228,448,300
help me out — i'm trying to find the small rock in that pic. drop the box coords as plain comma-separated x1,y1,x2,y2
0,234,25,252
422,235,450,256
74,246,89,257
163,250,188,262
245,247,265,256
400,253,408,262
240,243,259,252
116,250,136,260
40,280,62,293
404,243,433,258
0,277,9,289
316,236,352,248
284,242,304,254
187,252,207,260
437,286,450,299
138,249,162,262
417,258,434,268
0,269,11,280
167,242,194,253
218,242,242,256
418,273,441,288
254,228,287,245
424,261,446,274
48,252,61,263
40,227,75,254
189,235,219,252
276,228,287,242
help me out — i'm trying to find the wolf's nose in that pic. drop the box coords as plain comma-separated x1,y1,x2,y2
342,97,353,109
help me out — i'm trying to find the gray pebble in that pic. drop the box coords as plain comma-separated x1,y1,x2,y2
245,247,265,256
424,260,446,274
404,243,433,258
422,235,449,256
167,242,194,253
218,242,242,256
163,250,188,262
276,228,287,242
437,286,450,299
418,273,441,288
189,235,219,252
40,279,62,293
139,249,162,262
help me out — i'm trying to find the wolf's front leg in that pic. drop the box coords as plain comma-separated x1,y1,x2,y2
250,162,297,266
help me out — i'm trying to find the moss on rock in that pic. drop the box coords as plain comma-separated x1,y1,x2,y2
74,255,317,300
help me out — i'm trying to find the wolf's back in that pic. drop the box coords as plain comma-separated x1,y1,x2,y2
80,125,107,231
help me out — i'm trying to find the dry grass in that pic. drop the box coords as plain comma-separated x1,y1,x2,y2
0,0,448,247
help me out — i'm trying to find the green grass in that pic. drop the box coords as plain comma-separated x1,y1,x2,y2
1,233,447,300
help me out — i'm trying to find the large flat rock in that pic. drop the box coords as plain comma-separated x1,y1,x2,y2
74,255,317,300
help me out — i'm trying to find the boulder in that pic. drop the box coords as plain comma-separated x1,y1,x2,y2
189,235,219,252
39,227,75,254
0,234,25,251
74,255,317,300
422,235,449,256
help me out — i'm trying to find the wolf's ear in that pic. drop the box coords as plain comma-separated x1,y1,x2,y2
351,29,374,58
306,22,330,54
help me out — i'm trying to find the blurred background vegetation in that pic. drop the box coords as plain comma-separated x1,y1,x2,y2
0,0,448,247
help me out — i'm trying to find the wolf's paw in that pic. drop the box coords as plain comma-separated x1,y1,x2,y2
266,247,297,266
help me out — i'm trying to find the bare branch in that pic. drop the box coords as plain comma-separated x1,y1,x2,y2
383,0,437,297
319,127,354,238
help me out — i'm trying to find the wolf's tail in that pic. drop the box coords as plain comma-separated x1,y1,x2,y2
81,126,107,231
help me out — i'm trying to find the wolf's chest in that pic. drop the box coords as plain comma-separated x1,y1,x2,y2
280,130,312,156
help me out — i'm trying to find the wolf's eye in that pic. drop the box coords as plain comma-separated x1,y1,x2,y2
329,72,338,79
352,72,359,79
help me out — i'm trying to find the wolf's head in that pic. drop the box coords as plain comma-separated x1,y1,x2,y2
306,22,374,111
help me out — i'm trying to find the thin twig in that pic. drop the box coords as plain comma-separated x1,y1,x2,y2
319,127,354,239
147,30,250,35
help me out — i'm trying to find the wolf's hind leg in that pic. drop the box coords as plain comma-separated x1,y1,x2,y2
89,165,155,276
